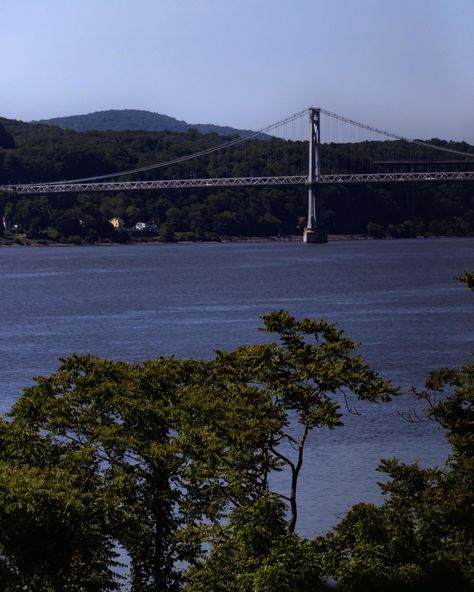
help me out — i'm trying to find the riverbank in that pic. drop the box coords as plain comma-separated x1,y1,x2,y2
1,233,471,247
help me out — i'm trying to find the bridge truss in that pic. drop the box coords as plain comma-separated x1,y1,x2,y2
7,170,474,195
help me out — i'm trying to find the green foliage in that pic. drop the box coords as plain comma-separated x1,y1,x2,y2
0,311,395,589
0,123,15,149
185,494,323,592
0,304,472,590
216,310,396,531
395,219,416,238
0,421,120,590
0,351,283,590
367,221,385,238
320,359,474,591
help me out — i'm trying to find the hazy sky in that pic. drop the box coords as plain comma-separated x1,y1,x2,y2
2,0,473,141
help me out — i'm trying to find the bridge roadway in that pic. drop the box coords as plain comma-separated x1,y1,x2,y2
2,170,474,194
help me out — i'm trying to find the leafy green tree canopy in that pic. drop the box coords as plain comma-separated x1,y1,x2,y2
319,303,473,592
215,310,396,532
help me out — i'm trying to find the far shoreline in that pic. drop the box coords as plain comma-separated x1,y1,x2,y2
0,233,473,248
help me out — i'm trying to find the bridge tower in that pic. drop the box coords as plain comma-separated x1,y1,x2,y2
303,108,328,243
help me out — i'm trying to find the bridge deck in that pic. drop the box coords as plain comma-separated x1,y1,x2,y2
2,171,474,194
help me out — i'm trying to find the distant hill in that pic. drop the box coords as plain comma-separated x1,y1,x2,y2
36,109,263,138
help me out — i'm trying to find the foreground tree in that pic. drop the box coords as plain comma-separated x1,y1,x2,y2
0,421,120,590
185,493,323,592
320,359,473,592
216,310,396,531
0,311,396,590
0,354,278,591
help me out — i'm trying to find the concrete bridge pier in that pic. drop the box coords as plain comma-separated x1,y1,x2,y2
304,107,327,244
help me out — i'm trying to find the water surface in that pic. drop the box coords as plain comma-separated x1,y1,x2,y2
1,238,472,535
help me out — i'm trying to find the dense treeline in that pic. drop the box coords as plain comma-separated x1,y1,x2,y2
0,117,473,242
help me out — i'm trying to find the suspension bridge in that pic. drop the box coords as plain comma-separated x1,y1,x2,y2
1,107,473,243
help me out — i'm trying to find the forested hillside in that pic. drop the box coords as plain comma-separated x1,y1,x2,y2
36,109,261,138
0,117,473,243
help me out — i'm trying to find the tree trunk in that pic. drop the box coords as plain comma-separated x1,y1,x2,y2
288,423,309,533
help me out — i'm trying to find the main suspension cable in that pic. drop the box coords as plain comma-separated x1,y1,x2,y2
46,108,310,185
40,106,473,187
321,108,474,158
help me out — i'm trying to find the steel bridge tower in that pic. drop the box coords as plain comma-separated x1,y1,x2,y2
303,108,328,243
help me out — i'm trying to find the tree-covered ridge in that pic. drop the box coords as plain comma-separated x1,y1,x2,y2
0,116,473,242
35,109,264,138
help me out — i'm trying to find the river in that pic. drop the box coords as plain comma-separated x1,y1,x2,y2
0,238,472,536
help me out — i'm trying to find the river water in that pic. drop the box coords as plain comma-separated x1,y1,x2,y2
0,238,472,536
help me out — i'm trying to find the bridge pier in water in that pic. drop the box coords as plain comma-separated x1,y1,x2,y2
303,107,328,244
303,226,328,243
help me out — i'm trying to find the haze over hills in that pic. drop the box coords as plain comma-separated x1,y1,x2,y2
36,109,263,138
